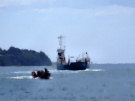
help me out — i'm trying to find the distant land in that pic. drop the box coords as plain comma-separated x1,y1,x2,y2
0,47,52,66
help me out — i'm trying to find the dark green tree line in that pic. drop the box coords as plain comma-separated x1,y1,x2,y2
0,47,52,66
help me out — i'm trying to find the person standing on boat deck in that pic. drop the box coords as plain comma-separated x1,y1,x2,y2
44,68,51,76
45,68,49,73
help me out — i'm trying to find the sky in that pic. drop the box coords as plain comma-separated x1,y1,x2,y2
0,0,135,63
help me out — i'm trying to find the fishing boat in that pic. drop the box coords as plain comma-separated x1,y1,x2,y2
57,36,90,70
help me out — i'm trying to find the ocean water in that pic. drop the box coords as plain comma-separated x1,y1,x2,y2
0,64,135,101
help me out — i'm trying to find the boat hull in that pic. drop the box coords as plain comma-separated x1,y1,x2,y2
57,62,90,70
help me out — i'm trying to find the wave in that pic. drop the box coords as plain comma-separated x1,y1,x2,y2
88,69,104,72
9,76,33,79
49,68,104,74
4,68,104,80
12,71,31,74
9,76,53,80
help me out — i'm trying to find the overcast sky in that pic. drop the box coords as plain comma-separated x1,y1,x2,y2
0,0,135,63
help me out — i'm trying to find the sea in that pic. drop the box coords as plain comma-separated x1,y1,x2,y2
0,64,135,101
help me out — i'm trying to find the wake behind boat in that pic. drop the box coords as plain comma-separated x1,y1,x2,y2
57,36,90,70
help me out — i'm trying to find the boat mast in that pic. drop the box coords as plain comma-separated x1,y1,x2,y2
58,35,64,49
57,35,66,64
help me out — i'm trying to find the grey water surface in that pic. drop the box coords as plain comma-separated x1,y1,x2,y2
0,64,135,101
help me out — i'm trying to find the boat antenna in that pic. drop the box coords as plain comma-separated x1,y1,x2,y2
58,35,64,49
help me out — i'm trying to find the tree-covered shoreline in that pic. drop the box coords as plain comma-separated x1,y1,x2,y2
0,47,52,66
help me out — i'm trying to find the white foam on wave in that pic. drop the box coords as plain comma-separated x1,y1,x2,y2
10,76,33,79
12,71,31,74
89,69,104,72
9,69,104,80
9,76,53,80
50,69,103,74
50,69,83,74
50,68,104,74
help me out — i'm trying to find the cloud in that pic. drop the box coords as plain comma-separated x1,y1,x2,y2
33,9,47,13
0,0,57,7
94,5,135,17
31,5,135,18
